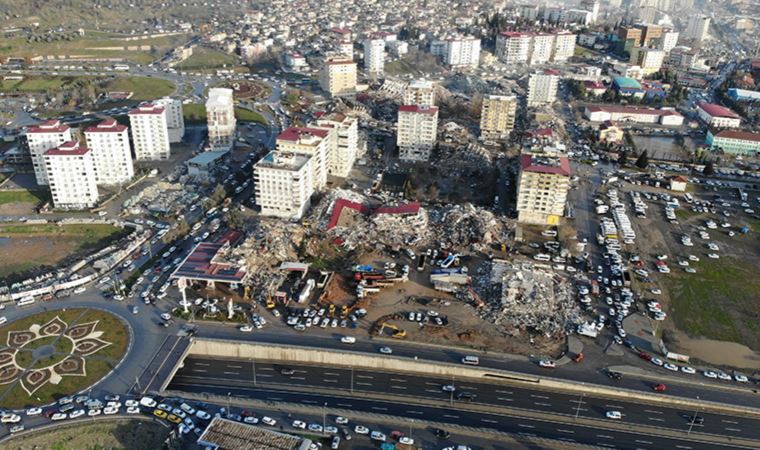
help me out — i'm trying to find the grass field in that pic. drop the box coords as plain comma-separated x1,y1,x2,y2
665,257,760,350
0,190,49,206
101,76,175,100
0,75,175,101
175,46,238,70
0,76,94,93
183,103,266,124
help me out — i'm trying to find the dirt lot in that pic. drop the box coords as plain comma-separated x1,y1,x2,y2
0,419,169,450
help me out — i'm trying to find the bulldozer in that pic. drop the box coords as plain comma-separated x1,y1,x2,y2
380,322,407,339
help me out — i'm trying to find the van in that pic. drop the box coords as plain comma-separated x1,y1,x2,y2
139,396,157,408
16,296,35,307
533,254,551,262
461,355,480,366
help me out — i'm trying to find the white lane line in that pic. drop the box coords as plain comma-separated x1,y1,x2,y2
443,414,460,419
497,397,514,402
291,376,305,381
596,443,616,448
648,417,665,422
222,371,239,375
635,440,653,445
267,397,282,401
256,374,272,378
425,382,439,386
518,424,535,429
481,418,498,424
644,409,662,414
191,369,207,373
390,378,407,382
534,402,553,407
195,363,210,366
725,427,742,432
371,407,387,411
356,382,372,386
324,372,340,376
302,400,317,404
258,367,274,371
597,434,614,439
519,432,537,437
227,365,243,369
391,385,407,390
323,379,338,383
605,404,624,409
337,403,352,407
356,375,373,379
496,390,512,394
557,429,575,434
458,385,478,390
530,394,550,400
425,389,441,394
406,410,423,415
569,399,586,404
675,446,692,450
722,420,738,424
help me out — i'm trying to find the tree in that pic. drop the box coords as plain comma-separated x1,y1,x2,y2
635,150,649,169
210,184,227,204
703,161,715,176
618,150,628,166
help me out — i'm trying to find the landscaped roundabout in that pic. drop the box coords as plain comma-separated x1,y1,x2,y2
0,309,129,409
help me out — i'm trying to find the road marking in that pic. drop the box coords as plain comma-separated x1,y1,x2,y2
597,434,614,439
356,382,372,386
391,385,407,390
495,389,512,394
675,446,692,450
226,365,243,369
518,432,537,437
325,372,340,376
425,389,441,394
222,371,239,375
635,440,653,444
569,399,586,404
648,417,665,422
534,402,553,407
605,404,624,409
323,379,338,383
371,407,387,411
459,385,477,390
268,397,282,401
195,363,210,366
406,410,424,415
443,414,460,419
517,424,535,429
596,443,616,448
530,394,550,400
644,409,662,414
481,418,498,424
497,397,513,402
425,382,439,386
302,400,317,404
259,367,274,371
557,429,575,434
291,376,305,381
390,378,407,382
337,403,352,407
191,369,207,373
356,375,373,379
722,420,738,424
725,427,742,432
256,374,272,378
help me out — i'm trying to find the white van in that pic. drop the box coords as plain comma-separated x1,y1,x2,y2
533,254,551,262
461,355,480,366
16,297,35,307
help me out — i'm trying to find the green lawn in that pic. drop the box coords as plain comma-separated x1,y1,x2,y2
665,257,760,349
183,103,267,125
0,190,49,206
102,76,175,100
0,223,125,244
175,47,238,70
235,108,267,124
0,76,94,93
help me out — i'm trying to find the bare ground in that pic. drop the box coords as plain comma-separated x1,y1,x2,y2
0,419,169,450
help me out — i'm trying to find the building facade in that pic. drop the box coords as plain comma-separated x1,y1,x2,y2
479,95,517,140
319,58,357,97
253,151,314,220
397,105,439,161
43,141,99,209
433,36,481,69
516,152,571,225
404,79,435,106
527,71,559,107
706,130,760,155
630,47,665,75
313,113,358,178
206,88,236,151
83,119,134,185
685,15,710,42
156,97,185,143
275,127,330,189
128,104,171,161
363,38,385,75
696,103,741,128
25,119,72,186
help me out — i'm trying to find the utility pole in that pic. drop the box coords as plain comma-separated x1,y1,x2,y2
252,359,257,386
688,396,700,435
450,375,455,406
350,366,354,394
322,402,327,435
227,392,231,417
574,392,584,420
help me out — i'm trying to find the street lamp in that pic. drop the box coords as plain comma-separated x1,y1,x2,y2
688,396,700,435
226,392,231,417
322,402,327,435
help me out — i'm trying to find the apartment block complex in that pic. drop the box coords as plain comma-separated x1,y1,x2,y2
479,95,517,140
275,127,330,189
319,58,357,96
363,37,385,75
25,119,72,186
206,88,237,151
404,79,435,106
83,119,134,185
397,105,439,162
128,104,171,161
630,47,665,75
313,112,358,178
495,31,576,65
516,152,571,225
43,141,99,209
253,151,314,220
156,97,185,143
432,35,480,69
527,71,559,107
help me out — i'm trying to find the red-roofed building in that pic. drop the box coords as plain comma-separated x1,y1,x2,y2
84,119,134,185
25,119,72,186
276,127,331,188
516,152,571,225
43,141,99,209
326,198,421,230
584,80,607,96
696,102,741,129
128,103,170,160
706,129,760,155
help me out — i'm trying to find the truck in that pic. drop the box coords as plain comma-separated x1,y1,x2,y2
439,253,459,269
416,254,427,272
354,272,385,281
590,280,600,296
353,265,374,273
298,279,315,303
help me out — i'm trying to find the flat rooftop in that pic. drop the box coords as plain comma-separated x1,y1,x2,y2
254,151,311,171
198,417,312,450
172,240,246,283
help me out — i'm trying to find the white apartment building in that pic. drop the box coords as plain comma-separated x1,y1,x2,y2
495,31,576,65
253,151,314,220
319,58,357,97
580,0,600,23
363,37,385,75
83,119,134,185
495,32,531,64
404,79,435,107
516,152,571,225
25,119,72,186
206,88,236,151
553,32,577,62
43,141,99,209
480,95,517,140
128,104,170,161
685,15,710,42
660,30,679,53
275,127,330,189
527,71,559,107
530,34,555,65
397,105,439,162
155,97,185,143
630,47,665,75
313,112,358,178
433,36,480,69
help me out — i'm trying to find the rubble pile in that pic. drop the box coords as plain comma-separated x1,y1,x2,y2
475,262,582,338
428,204,508,251
312,188,367,230
437,143,493,171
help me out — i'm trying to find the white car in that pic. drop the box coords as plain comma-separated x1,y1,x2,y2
442,384,456,392
103,406,119,415
650,358,664,366
370,431,387,442
606,411,622,420
126,406,140,414
73,286,86,294
261,416,277,426
25,407,42,416
335,416,349,425
681,366,696,374
87,409,101,417
340,336,356,344
354,425,370,434
379,347,392,355
239,324,253,332
688,255,700,262
292,420,306,429
51,412,67,421
717,372,732,381
0,414,21,423
69,409,85,419
196,410,211,420
703,370,718,379
243,416,259,424
399,437,415,445
124,399,138,408
650,288,662,295
308,423,323,433
707,253,720,259
538,359,555,368
734,374,749,383
663,363,678,371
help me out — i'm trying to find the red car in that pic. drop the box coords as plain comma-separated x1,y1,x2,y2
638,352,652,361
652,383,667,392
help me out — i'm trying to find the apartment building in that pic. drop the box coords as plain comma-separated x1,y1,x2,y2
685,15,710,42
83,119,134,185
580,0,600,23
433,36,480,69
584,105,684,125
706,130,760,156
495,32,531,64
630,46,665,75
43,141,99,209
527,71,559,107
363,37,385,75
276,127,330,189
617,26,643,53
404,79,435,106
25,119,72,186
253,151,314,220
659,30,679,53
319,58,357,97
553,32,577,62
128,104,170,161
397,105,439,162
495,31,576,65
155,97,185,143
206,88,236,151
313,112,358,178
479,95,517,140
530,34,555,65
516,152,571,225
696,103,741,128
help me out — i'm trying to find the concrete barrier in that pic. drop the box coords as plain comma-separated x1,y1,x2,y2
187,338,760,418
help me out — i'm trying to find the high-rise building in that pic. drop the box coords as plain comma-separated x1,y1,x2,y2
479,95,517,141
404,79,435,107
495,31,576,65
630,47,665,75
659,30,680,53
25,119,72,186
397,105,438,162
83,119,134,186
128,104,170,161
43,141,99,209
155,97,185,143
495,32,532,64
433,36,481,69
516,151,571,225
553,32,577,62
313,113,358,178
206,88,236,151
530,34,555,65
363,37,385,75
527,71,559,107
685,15,710,42
275,127,330,189
640,25,663,47
253,151,314,220
617,26,643,54
319,58,357,97
580,0,600,23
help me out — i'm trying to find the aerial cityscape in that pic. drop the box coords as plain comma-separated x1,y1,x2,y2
0,0,758,449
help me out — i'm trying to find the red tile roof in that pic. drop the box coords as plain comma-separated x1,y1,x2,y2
697,102,740,119
520,153,571,177
327,198,420,230
44,141,89,156
27,120,70,134
714,130,760,142
85,119,127,133
277,127,329,142
399,105,438,115
128,104,165,115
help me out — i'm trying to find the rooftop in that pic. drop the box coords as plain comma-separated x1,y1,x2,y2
520,153,571,177
206,88,235,108
197,417,311,450
327,198,421,230
585,104,682,117
713,129,760,142
85,119,127,133
128,104,165,115
27,120,69,134
44,140,89,156
612,76,642,90
697,102,740,119
255,151,311,171
172,240,246,283
399,105,439,115
277,127,329,143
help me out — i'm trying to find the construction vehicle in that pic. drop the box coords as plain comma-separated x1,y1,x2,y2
380,322,407,339
354,271,385,281
243,286,252,300
265,296,275,309
340,305,349,317
328,304,336,316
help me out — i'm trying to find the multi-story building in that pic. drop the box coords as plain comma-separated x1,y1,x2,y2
495,31,576,65
530,34,555,65
404,79,435,107
253,151,314,220
580,0,600,23
516,152,571,225
275,127,330,189
685,15,710,42
128,104,170,161
155,97,185,143
527,70,559,107
206,88,236,151
583,105,684,125
319,58,357,97
618,26,643,53
433,35,480,69
313,113,358,178
83,119,134,186
25,119,72,186
696,103,741,129
496,32,531,64
630,47,665,75
363,37,385,75
640,25,663,47
553,32,577,62
659,30,679,53
43,141,99,209
397,105,439,161
667,46,698,69
479,95,517,140
706,130,760,155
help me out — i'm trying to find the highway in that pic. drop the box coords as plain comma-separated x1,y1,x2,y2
168,358,755,450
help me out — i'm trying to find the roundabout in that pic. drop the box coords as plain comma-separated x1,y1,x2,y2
0,309,129,409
